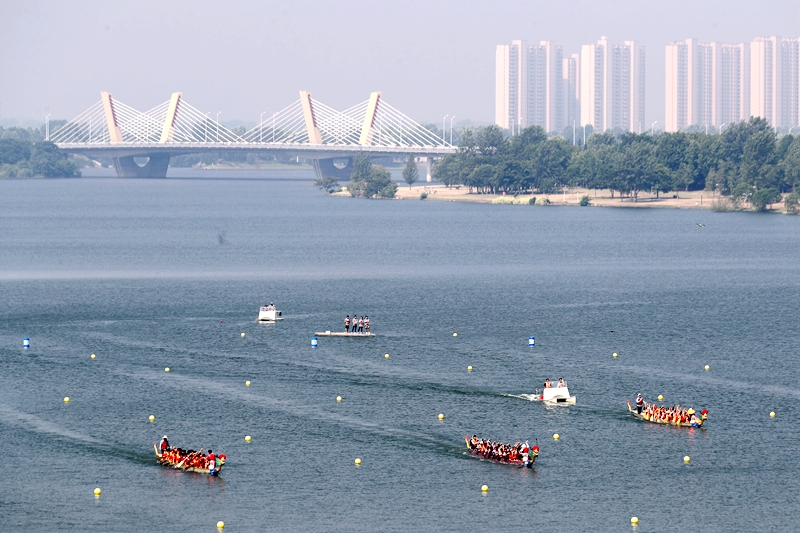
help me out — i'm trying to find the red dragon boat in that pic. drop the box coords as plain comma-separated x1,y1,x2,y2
154,443,226,475
465,436,538,467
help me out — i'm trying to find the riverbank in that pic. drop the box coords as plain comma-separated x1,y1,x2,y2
392,184,792,212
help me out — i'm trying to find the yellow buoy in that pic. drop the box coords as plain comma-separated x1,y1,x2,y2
385,353,390,359
336,396,342,402
240,332,245,337
613,352,618,358
245,435,251,442
149,415,155,422
453,332,458,337
467,366,473,371
631,516,638,525
354,458,362,465
64,397,70,403
245,381,251,386
165,367,170,372
91,354,96,359
481,484,488,492
438,413,444,420
553,433,560,440
217,521,225,529
770,411,776,418
683,456,690,463
93,487,101,496
704,365,710,371
658,395,664,401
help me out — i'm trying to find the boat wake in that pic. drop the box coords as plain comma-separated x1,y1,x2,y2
505,393,541,402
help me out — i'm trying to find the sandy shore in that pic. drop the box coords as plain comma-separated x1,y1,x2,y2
392,184,790,212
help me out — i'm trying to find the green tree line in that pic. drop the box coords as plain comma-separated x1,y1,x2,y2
0,138,80,178
433,118,800,209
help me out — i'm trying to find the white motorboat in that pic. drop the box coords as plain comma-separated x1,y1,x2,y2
257,304,283,322
533,383,576,404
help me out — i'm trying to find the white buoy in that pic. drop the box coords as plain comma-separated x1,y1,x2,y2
354,458,361,465
336,396,342,402
245,381,251,386
311,337,318,347
658,395,664,401
467,366,473,371
684,456,691,463
770,411,776,418
438,413,444,420
91,354,96,359
23,338,30,349
528,336,535,347
453,332,458,337
149,415,155,422
240,332,245,337
165,367,170,372
245,435,251,442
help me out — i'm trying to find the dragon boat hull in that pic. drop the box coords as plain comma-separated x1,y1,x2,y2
154,444,224,475
464,436,536,468
626,401,707,428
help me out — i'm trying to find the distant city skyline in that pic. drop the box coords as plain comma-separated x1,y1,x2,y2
2,1,799,128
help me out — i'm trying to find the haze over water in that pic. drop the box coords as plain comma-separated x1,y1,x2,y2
1,170,799,532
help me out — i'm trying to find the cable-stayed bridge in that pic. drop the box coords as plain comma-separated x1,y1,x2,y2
52,91,455,179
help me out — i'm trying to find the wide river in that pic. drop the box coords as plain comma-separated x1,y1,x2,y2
1,169,799,532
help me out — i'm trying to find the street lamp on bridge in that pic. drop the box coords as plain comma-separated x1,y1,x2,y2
44,114,51,141
442,115,448,144
449,116,456,145
216,112,222,142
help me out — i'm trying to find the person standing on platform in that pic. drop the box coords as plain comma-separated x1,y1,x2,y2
365,316,370,333
345,315,350,333
358,316,365,333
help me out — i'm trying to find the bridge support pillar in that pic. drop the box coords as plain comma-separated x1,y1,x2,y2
113,154,171,178
425,157,433,182
313,158,354,181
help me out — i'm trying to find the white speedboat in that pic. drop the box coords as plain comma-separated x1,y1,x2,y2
533,384,576,404
257,305,283,322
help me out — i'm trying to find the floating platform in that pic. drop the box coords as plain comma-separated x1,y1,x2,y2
314,331,375,337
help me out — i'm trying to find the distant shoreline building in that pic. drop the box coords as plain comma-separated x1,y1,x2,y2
495,37,644,134
666,36,799,131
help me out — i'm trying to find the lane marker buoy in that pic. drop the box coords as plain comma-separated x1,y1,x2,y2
658,395,664,401
683,456,690,463
553,433,559,440
245,435,251,442
94,487,101,496
453,332,457,337
438,413,444,420
481,484,488,492
336,396,342,402
770,411,776,418
240,332,245,337
631,517,638,524
149,415,155,422
613,352,618,358
64,397,70,403
467,366,472,371
385,353,389,359
217,521,225,529
245,381,251,386
165,367,170,372
354,458,361,465
91,354,96,359
704,365,710,371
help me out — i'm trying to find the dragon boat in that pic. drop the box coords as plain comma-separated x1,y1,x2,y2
154,444,225,475
464,436,538,468
626,400,708,428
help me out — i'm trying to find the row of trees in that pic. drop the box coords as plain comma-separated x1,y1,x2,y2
0,138,80,178
432,118,800,209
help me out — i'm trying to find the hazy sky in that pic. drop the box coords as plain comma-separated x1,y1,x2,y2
2,0,798,129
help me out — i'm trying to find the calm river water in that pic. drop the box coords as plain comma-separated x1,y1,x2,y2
1,169,799,532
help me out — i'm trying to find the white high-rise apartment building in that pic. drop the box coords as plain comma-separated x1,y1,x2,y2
665,39,749,132
562,53,581,134
495,40,564,132
750,36,800,127
579,37,645,132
